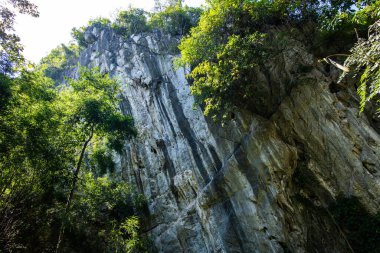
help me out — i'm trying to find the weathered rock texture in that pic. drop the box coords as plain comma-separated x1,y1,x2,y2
77,26,380,253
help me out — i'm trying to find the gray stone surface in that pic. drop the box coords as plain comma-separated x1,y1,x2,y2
76,26,380,253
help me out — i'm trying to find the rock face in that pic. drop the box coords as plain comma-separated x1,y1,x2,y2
77,26,380,252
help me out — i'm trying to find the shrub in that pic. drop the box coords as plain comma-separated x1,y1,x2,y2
188,33,268,120
111,8,149,38
149,4,202,36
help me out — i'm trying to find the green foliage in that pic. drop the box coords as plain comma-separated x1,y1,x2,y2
177,0,275,120
178,0,380,120
0,70,68,182
0,67,140,252
55,67,137,252
188,33,268,120
316,1,380,55
90,144,116,176
343,21,380,112
1,1,144,251
0,74,12,108
112,8,149,38
0,0,39,68
330,195,380,253
320,0,379,31
109,216,144,253
60,67,136,147
149,4,202,36
61,173,144,252
39,43,79,81
69,5,202,44
0,70,76,251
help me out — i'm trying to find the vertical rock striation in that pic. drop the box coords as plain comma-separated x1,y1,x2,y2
77,26,380,252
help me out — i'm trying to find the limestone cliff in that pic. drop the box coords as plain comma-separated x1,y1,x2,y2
75,26,380,253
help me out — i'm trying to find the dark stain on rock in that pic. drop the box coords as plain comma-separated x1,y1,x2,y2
156,139,176,180
233,146,260,196
198,141,216,173
120,96,133,116
208,144,223,172
221,200,248,253
153,82,177,137
166,81,210,184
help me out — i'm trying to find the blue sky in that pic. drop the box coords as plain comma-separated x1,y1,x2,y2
14,0,205,63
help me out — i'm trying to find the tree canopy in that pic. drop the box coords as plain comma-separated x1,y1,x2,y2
0,65,142,252
70,4,203,47
149,4,202,36
0,0,38,69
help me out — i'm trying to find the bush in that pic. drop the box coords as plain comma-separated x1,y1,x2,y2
149,4,202,36
188,33,268,120
109,5,202,38
111,8,149,38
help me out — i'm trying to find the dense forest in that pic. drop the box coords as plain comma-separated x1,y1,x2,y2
1,0,380,252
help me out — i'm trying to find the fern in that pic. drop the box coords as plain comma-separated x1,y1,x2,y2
343,21,380,112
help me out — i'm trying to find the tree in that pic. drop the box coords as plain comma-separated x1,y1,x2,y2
39,43,80,82
55,67,136,252
149,4,202,36
154,0,184,11
0,2,143,251
0,68,140,252
61,173,145,252
0,0,39,68
0,70,74,251
167,0,184,7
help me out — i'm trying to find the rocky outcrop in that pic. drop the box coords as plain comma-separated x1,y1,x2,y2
77,26,380,252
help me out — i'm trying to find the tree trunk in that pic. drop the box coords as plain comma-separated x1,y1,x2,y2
55,130,93,253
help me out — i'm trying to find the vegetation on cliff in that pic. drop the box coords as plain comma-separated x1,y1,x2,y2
343,20,380,112
70,2,202,49
177,0,380,120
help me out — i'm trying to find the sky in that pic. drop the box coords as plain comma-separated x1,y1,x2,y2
14,0,205,63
